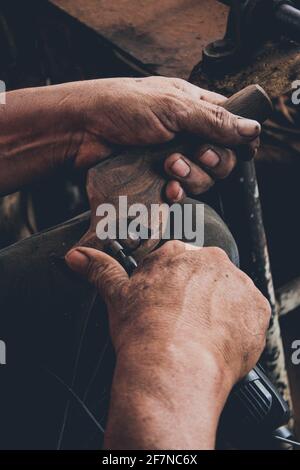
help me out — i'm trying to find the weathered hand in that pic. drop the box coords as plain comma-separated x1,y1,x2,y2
66,241,270,383
77,77,261,202
66,241,270,449
0,77,260,198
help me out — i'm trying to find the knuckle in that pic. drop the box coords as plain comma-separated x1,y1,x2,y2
156,124,175,142
250,288,272,328
204,246,228,261
158,94,187,133
171,77,187,90
148,240,186,262
211,105,230,129
144,75,163,85
171,239,186,249
261,296,272,321
140,251,155,268
173,101,191,126
162,239,185,253
235,266,254,284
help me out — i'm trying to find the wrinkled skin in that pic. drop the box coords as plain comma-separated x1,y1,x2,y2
79,76,260,201
66,242,271,449
0,76,260,198
0,75,268,449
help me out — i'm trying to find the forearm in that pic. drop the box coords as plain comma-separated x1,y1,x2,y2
104,345,233,450
0,82,89,195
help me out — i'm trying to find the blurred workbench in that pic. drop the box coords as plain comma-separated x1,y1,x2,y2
49,0,228,78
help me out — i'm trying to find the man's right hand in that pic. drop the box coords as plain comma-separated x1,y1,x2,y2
65,242,271,449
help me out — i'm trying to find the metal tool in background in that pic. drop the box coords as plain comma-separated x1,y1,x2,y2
203,0,300,75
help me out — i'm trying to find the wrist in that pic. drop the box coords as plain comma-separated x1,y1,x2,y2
118,341,234,408
113,322,237,395
105,342,234,449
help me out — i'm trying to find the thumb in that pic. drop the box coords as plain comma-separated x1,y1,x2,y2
177,99,261,148
65,247,129,305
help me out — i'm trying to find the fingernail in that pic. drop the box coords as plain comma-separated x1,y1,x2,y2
170,158,190,178
237,118,261,138
174,185,184,201
199,149,220,168
65,248,89,272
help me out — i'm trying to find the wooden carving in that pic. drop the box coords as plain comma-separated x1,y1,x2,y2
78,85,273,260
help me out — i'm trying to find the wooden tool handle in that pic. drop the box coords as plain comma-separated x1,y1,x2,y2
222,84,272,121
77,84,273,258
